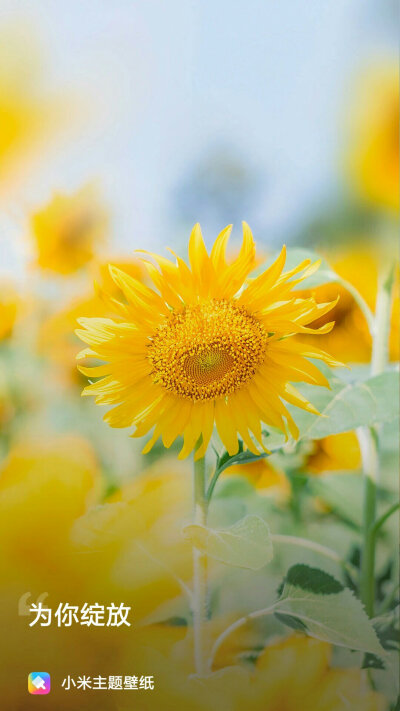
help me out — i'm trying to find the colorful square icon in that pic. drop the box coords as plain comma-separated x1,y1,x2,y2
28,673,51,695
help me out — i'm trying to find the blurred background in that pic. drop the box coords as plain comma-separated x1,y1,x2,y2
0,0,398,275
0,1,398,709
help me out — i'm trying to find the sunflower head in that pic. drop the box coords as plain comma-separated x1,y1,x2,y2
77,223,341,460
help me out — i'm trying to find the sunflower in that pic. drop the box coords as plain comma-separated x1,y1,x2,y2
77,223,340,460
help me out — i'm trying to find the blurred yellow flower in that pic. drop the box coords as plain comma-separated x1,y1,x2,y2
0,26,61,193
307,431,361,474
246,634,384,711
0,443,194,710
65,457,193,623
136,633,385,711
0,282,20,340
224,458,290,499
0,440,191,622
31,184,109,275
0,435,100,587
299,249,399,363
346,62,399,212
77,223,340,459
37,255,146,381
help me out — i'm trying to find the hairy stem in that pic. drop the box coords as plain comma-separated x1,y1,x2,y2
192,453,208,676
209,605,276,671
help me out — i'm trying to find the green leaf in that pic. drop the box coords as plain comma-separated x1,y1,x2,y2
284,564,344,593
264,371,399,448
373,607,400,652
297,371,399,440
362,653,385,670
213,371,398,490
183,514,273,570
274,564,384,656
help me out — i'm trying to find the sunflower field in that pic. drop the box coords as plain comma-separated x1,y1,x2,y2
0,5,398,711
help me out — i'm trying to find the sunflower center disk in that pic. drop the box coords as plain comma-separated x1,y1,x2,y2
148,299,267,400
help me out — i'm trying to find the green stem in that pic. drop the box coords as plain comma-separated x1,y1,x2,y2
205,465,222,504
359,267,394,618
209,604,276,671
192,453,208,676
371,502,400,541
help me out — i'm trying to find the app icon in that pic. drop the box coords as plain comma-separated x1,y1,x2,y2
28,673,51,695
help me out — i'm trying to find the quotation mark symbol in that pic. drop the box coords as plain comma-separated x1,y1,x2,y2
18,592,49,616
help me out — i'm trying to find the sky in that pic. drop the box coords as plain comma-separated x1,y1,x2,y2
0,0,397,275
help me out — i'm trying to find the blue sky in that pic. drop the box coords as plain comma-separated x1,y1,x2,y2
0,0,397,275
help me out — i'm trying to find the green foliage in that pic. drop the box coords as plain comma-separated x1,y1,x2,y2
297,371,399,439
284,563,344,594
212,368,399,508
373,607,400,652
274,564,385,657
264,370,399,449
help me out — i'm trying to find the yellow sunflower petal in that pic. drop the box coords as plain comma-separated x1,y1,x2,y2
215,398,239,455
210,224,233,271
194,401,215,460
